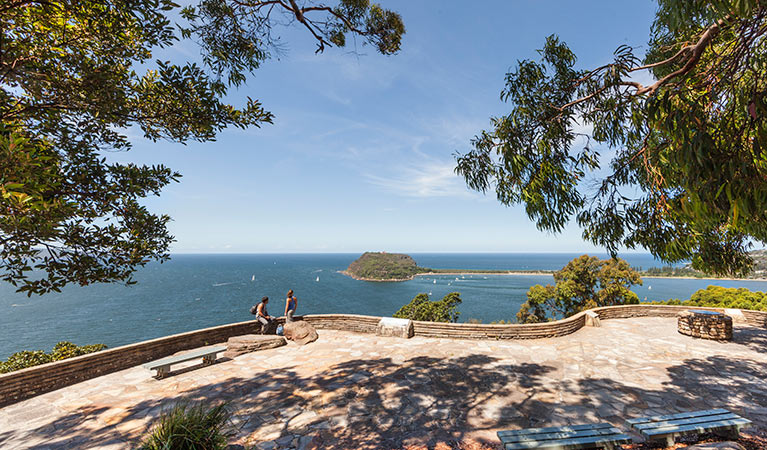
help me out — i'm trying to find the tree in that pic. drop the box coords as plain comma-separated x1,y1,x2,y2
1,0,405,295
516,255,642,323
394,292,462,323
456,1,767,277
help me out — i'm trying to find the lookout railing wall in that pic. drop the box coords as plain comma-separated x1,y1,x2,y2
1,304,765,407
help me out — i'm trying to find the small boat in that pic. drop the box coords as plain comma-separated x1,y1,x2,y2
316,276,320,282
433,279,436,284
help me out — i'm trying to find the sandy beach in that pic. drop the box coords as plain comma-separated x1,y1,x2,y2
416,271,767,282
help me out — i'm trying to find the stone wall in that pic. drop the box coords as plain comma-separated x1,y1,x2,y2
1,305,765,408
677,310,733,340
742,309,767,328
0,320,263,408
412,314,586,339
301,314,380,334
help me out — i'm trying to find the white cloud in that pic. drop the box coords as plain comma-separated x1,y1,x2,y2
365,158,475,199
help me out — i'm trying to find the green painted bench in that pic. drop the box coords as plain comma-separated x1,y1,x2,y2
497,423,631,449
627,409,752,446
143,345,227,379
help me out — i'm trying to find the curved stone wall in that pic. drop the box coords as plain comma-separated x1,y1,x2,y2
0,319,264,408
1,305,765,407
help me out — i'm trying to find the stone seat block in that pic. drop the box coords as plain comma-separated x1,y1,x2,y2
376,317,414,338
224,334,287,358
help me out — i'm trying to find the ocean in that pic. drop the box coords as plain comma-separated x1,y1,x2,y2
2,253,767,359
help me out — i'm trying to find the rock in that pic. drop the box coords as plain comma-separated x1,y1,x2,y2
255,441,276,450
249,422,283,442
685,442,746,450
297,432,321,450
283,321,319,345
376,317,414,338
224,334,287,358
274,434,294,447
287,410,320,432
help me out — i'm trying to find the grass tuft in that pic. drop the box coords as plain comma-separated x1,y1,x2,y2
138,401,235,450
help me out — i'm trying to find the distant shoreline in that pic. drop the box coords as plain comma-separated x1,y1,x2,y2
415,271,767,282
340,268,767,283
417,271,553,276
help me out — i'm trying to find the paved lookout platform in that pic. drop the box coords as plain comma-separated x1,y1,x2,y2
0,317,765,449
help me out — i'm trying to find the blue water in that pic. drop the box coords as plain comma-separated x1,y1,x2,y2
2,253,767,359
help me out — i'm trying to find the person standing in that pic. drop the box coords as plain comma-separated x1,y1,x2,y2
285,289,298,322
253,296,274,334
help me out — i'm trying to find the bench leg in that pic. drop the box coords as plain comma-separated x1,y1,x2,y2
649,435,675,448
714,425,741,441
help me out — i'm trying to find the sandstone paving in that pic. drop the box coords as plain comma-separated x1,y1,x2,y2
0,318,765,449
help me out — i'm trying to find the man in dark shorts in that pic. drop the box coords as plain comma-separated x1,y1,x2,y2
252,296,274,334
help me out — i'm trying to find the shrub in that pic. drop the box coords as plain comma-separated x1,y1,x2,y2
0,350,52,373
652,286,767,311
394,292,462,322
50,341,107,360
138,401,235,450
0,341,107,373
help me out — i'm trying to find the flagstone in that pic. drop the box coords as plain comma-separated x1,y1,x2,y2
1,317,767,449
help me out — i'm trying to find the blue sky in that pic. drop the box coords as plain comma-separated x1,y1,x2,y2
115,0,658,253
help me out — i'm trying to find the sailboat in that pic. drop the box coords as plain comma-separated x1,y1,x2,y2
433,279,436,284
316,276,320,282
251,275,255,281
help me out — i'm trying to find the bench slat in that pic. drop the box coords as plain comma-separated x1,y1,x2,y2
500,427,623,444
642,418,752,437
498,423,613,438
626,408,729,425
143,346,227,369
503,433,631,450
633,413,741,431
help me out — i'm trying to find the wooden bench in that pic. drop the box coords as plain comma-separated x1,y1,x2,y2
497,423,631,449
143,345,227,379
627,408,752,446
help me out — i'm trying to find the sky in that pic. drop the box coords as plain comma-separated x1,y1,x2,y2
114,0,659,253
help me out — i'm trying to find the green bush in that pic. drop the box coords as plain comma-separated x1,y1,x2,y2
51,341,107,360
394,292,462,322
138,401,235,450
0,350,52,373
0,341,107,373
652,286,767,311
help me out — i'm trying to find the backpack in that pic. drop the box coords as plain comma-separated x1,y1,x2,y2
250,304,259,315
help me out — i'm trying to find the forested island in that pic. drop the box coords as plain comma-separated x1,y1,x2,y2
343,252,532,281
343,252,431,281
344,249,767,282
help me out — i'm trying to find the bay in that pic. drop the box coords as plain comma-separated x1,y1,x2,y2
2,252,767,359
